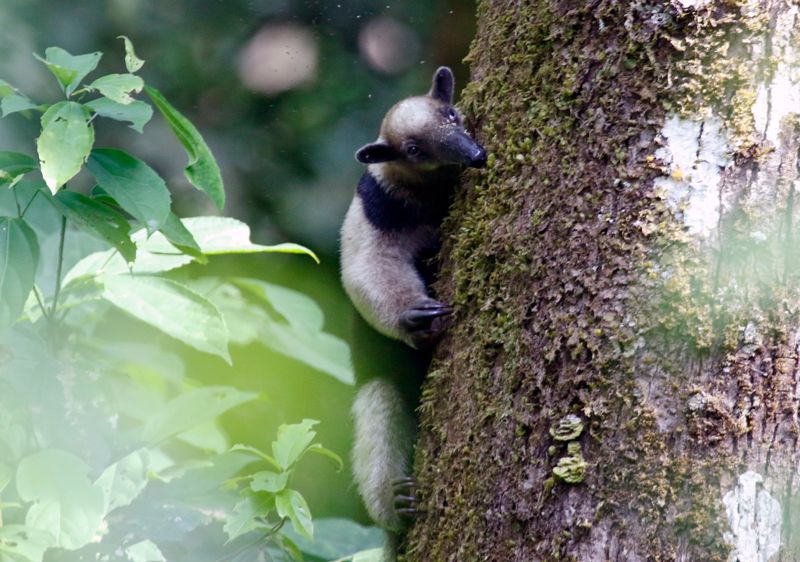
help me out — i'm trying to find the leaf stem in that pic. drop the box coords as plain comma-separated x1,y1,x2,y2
20,189,42,218
51,215,67,317
32,285,50,322
12,186,21,216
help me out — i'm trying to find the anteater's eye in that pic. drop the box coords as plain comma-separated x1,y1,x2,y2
406,144,420,156
447,108,458,122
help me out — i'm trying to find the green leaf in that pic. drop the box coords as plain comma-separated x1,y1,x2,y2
250,470,289,494
263,322,353,384
16,449,105,550
0,79,15,97
61,216,314,288
301,443,343,471
144,85,225,210
1,94,38,117
102,275,231,362
228,444,281,471
350,549,385,562
235,279,324,330
182,216,317,261
0,152,37,186
88,74,144,105
205,278,353,384
0,525,55,562
158,212,204,261
0,461,11,493
87,148,171,233
94,449,150,514
0,218,39,332
37,101,94,193
177,420,228,453
275,489,313,542
272,419,318,470
124,540,165,562
51,190,135,262
34,47,102,97
86,97,152,133
285,518,383,561
224,495,273,543
142,386,258,445
118,36,145,73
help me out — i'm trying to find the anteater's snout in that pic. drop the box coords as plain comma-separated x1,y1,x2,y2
468,144,487,168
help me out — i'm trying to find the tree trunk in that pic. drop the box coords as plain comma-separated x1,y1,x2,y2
407,0,800,560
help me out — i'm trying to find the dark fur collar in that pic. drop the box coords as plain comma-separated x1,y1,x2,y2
356,172,451,232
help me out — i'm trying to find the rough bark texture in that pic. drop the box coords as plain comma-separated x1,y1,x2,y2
406,0,800,561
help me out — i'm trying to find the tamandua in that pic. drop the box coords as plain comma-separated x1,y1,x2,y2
340,66,486,557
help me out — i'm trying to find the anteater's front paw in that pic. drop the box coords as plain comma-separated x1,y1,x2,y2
399,299,452,348
392,476,421,521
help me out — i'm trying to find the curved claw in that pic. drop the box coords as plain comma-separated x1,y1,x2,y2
399,300,453,348
392,477,420,520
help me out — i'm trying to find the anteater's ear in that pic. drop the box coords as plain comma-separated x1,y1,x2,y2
429,66,454,104
355,142,399,164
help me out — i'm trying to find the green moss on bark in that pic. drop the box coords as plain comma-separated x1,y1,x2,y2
404,1,784,560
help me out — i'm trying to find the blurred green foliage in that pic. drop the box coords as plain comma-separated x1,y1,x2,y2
0,0,477,558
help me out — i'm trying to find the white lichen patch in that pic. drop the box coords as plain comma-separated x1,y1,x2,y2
752,4,800,145
654,115,731,239
673,0,712,8
722,470,782,562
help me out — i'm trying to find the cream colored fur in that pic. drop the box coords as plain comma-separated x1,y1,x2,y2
351,379,416,534
340,179,438,347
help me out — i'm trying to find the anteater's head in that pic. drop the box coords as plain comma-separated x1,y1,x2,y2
355,67,487,173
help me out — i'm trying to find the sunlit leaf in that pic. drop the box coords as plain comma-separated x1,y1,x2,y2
102,275,231,362
16,449,105,550
61,216,313,287
87,148,171,233
88,74,144,105
95,449,150,514
0,218,39,332
37,101,94,193
86,97,152,133
250,470,289,494
142,386,258,445
124,540,165,562
144,85,225,209
275,489,313,542
51,190,135,262
183,216,318,261
118,36,145,73
0,525,55,562
34,47,101,97
272,419,318,470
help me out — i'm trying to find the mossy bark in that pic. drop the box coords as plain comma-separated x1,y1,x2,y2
406,1,800,560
